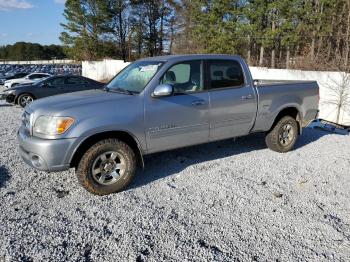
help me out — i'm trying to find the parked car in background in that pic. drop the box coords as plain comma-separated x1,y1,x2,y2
17,54,319,195
0,72,29,85
3,75,104,107
0,63,82,77
4,73,51,89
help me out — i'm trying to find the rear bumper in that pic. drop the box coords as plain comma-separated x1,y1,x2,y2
17,126,77,172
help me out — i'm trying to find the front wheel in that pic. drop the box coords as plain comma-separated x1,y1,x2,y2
76,139,136,195
265,116,299,153
18,93,35,108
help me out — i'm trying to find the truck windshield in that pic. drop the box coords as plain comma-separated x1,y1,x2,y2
106,61,163,94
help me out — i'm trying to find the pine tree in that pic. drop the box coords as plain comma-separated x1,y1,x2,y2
103,0,130,61
60,0,109,60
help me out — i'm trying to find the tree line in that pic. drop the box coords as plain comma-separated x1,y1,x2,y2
58,0,350,70
0,42,66,61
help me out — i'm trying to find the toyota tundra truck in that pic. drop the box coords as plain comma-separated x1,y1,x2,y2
17,55,319,195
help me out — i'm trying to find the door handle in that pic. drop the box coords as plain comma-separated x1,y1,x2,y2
241,94,254,100
191,100,205,106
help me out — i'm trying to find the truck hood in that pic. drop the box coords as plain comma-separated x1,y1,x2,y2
27,89,139,116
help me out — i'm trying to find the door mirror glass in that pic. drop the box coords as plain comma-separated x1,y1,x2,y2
152,84,173,97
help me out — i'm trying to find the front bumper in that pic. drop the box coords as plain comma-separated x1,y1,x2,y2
5,94,15,103
17,126,77,172
0,93,15,103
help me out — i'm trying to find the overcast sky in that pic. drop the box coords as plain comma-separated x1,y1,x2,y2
0,0,66,45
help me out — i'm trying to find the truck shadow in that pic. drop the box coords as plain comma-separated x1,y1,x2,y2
0,165,11,188
129,128,331,189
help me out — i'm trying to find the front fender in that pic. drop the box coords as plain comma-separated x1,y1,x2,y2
67,128,145,169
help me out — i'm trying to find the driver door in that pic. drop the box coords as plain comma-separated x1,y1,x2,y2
144,60,210,153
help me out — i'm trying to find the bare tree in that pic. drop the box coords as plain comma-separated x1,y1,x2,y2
322,71,350,124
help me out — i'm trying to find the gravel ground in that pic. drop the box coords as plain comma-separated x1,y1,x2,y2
0,89,350,261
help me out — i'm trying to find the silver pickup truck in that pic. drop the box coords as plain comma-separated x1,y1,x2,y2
17,55,319,195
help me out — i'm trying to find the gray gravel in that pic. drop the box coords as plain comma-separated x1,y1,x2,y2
0,90,350,261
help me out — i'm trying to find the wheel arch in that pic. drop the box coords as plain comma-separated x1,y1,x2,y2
269,107,302,134
15,92,36,105
70,130,144,169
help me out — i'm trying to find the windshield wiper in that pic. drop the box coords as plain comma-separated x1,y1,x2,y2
109,87,136,95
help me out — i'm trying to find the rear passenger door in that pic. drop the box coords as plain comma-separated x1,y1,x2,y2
207,59,257,140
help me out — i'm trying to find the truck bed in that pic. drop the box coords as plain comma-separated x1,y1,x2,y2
251,79,319,133
255,79,316,86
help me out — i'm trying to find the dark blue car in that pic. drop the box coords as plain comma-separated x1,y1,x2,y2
3,75,104,107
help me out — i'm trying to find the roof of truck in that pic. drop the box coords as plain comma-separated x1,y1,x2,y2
138,54,243,62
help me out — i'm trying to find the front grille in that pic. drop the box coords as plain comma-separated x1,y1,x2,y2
21,111,31,131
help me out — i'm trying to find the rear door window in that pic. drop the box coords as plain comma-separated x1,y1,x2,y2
29,74,46,79
45,77,65,87
28,74,39,79
208,60,245,89
66,77,84,85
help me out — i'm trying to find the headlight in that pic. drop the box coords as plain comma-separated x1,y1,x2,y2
33,116,75,135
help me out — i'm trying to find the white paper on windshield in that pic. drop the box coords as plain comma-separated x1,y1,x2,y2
139,65,159,72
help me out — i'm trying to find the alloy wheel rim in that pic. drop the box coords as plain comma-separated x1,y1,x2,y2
20,96,33,106
91,151,126,185
279,123,294,146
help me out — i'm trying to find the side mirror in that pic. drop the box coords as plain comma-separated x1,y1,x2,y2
152,84,173,97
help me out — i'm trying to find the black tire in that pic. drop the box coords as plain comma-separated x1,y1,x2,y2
265,116,299,153
76,138,136,195
17,93,35,108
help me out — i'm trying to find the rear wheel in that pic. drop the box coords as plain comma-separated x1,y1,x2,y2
76,139,136,195
265,116,299,153
18,93,34,108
